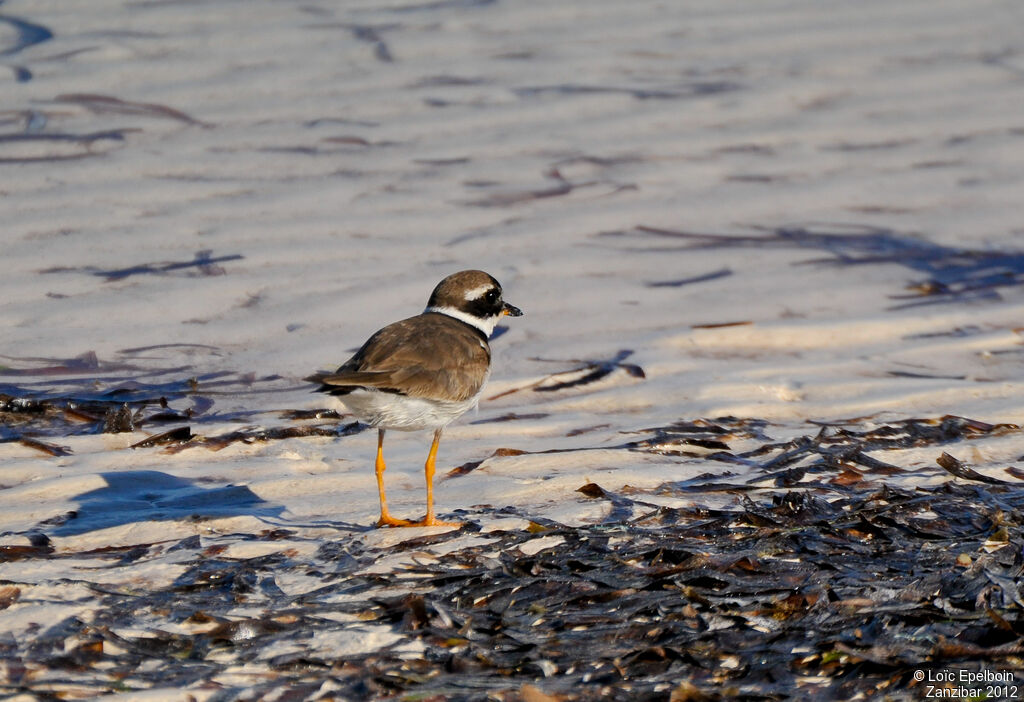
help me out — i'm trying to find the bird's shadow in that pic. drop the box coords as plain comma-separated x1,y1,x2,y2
45,470,285,537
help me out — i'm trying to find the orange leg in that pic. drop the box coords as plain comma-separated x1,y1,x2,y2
411,428,462,528
374,428,413,527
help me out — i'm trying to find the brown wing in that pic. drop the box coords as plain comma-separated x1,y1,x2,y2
308,313,491,402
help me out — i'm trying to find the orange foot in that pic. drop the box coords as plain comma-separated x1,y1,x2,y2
376,513,415,528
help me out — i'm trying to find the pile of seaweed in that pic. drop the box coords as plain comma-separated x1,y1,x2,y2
0,348,648,459
351,479,1024,701
3,414,1024,700
0,351,340,456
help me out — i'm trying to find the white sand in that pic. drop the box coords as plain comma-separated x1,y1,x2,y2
3,0,1024,682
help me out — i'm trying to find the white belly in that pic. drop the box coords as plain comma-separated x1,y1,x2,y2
335,388,480,431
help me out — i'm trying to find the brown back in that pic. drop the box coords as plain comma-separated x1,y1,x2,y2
311,313,490,402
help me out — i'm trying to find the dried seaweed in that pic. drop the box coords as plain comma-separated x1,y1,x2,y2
624,416,1019,479
463,180,581,207
0,368,292,449
623,416,771,456
52,93,211,127
0,127,137,162
280,407,344,421
888,369,967,380
3,349,1023,699
4,410,1024,699
5,477,1022,699
0,130,133,144
17,436,71,456
937,452,1011,485
470,412,550,425
690,320,752,330
514,81,741,101
165,422,359,454
129,426,193,449
445,448,525,479
489,350,645,400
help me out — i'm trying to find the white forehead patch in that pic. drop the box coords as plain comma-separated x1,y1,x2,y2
463,283,496,301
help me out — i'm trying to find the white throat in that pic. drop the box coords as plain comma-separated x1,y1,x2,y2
426,305,498,337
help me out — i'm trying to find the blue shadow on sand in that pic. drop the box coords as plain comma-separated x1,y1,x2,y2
49,470,284,537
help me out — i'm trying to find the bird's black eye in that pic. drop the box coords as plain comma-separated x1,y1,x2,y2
485,289,499,303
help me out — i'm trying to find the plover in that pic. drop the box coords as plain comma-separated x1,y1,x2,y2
307,270,522,527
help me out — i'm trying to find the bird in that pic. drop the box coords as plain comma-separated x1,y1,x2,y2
306,270,522,527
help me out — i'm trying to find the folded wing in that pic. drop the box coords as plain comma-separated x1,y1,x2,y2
306,313,491,402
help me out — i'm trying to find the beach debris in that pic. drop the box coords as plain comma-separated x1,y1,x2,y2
0,370,291,450
444,447,525,479
514,81,741,101
52,93,211,127
6,475,1021,699
17,436,71,456
576,481,607,498
259,134,400,156
489,350,645,399
129,426,193,449
623,416,768,457
887,369,967,380
0,533,52,562
3,407,1024,698
0,586,20,610
690,320,752,329
626,415,1019,470
470,411,550,424
0,129,133,144
0,129,137,163
4,354,1024,698
936,452,1011,484
102,403,135,433
281,407,344,421
163,423,357,453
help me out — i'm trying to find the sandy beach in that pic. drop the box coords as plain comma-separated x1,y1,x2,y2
3,0,1024,698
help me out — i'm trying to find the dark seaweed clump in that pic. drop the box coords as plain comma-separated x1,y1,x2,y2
3,482,1022,700
2,354,1023,699
2,413,1023,700
0,350,338,455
